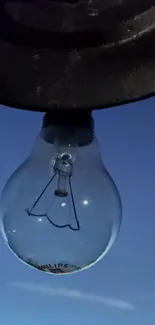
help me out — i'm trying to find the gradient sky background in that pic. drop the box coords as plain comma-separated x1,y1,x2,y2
0,99,155,325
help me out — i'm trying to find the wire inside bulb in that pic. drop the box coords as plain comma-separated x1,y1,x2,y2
25,152,80,231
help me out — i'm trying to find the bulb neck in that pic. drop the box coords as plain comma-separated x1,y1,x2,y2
42,110,94,146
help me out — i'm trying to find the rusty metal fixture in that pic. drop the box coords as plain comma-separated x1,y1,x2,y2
0,1,155,112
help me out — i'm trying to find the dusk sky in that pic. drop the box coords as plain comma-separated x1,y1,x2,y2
0,98,155,325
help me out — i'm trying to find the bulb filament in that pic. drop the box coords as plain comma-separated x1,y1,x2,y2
25,153,80,232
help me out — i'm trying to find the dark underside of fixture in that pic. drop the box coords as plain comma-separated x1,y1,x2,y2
0,1,155,111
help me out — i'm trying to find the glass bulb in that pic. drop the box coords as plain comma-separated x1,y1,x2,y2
0,118,122,275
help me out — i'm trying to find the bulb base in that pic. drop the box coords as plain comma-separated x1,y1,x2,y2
43,110,94,130
42,110,94,146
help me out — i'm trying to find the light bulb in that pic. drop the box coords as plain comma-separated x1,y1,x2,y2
0,111,122,275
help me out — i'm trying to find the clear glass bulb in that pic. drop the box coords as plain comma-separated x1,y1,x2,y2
0,117,122,275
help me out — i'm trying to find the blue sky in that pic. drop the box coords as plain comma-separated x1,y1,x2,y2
0,99,155,324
